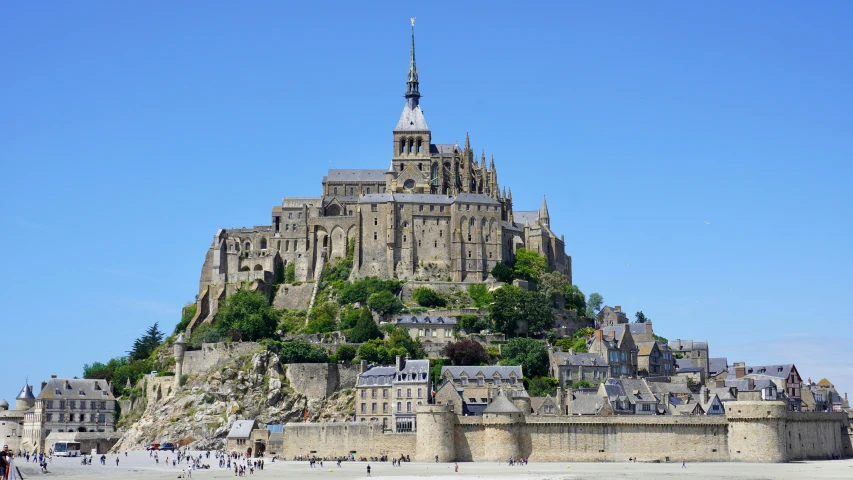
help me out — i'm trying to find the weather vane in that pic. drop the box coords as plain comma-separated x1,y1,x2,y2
411,17,415,27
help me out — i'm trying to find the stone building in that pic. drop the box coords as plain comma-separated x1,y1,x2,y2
187,24,571,333
587,327,637,378
438,366,528,415
548,350,609,388
668,339,710,378
355,356,430,432
0,383,34,452
595,305,629,327
21,377,116,452
726,363,803,411
394,315,457,344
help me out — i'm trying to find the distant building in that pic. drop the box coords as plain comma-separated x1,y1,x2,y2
595,306,629,328
394,315,457,344
438,366,528,415
668,339,710,378
226,419,261,455
549,350,609,388
587,327,637,378
355,356,430,432
726,363,803,411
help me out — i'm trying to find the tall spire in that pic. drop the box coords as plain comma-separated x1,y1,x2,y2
405,18,420,107
464,131,470,151
540,195,550,228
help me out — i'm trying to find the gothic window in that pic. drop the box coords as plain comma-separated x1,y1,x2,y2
334,187,338,195
285,240,290,251
366,188,371,194
417,138,423,153
260,239,267,250
245,242,251,251
350,187,354,195
400,140,405,155
294,240,298,250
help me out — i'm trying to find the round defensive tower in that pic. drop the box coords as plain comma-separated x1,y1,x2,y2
15,383,35,411
726,400,788,463
415,403,456,462
482,390,523,462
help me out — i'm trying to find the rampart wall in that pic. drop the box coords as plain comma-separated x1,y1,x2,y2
182,342,260,376
46,431,122,455
284,363,359,401
274,401,849,463
274,423,417,459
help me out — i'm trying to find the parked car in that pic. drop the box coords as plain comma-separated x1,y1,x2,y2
160,442,176,452
146,443,160,451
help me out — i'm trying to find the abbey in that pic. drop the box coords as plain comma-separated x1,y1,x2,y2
195,25,570,311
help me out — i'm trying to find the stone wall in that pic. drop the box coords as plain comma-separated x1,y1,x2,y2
274,423,416,459
273,283,314,310
182,342,261,376
275,401,850,463
401,282,474,303
284,364,359,402
45,431,122,455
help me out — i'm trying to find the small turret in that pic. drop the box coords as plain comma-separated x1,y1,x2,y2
15,382,35,411
0,399,9,411
174,333,187,390
539,195,550,228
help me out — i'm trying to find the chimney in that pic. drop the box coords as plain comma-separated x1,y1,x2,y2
359,360,368,374
614,306,621,312
395,355,406,372
703,388,710,404
51,375,57,378
41,381,47,392
747,378,754,391
734,363,745,379
595,329,603,343
715,379,725,388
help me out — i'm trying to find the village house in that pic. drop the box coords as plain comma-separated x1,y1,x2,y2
355,356,430,432
726,362,803,411
598,378,658,415
587,328,637,378
394,315,458,344
548,350,609,388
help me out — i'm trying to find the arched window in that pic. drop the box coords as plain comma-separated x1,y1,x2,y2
408,137,414,153
245,242,251,251
285,240,290,251
260,239,267,250
399,140,405,155
417,138,423,153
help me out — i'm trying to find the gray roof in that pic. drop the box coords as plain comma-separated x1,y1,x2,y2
646,382,692,396
37,378,115,401
605,378,657,404
513,211,539,227
227,420,256,439
357,366,396,386
726,364,794,381
395,315,458,326
323,169,387,183
281,197,320,208
677,367,704,374
322,195,360,204
399,359,430,376
430,144,459,155
0,399,8,409
669,339,708,351
395,104,429,131
16,384,35,400
725,378,776,392
441,365,522,381
552,352,606,367
708,357,728,376
569,393,605,415
358,192,499,205
482,390,521,414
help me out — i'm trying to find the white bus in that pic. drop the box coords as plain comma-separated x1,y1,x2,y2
53,441,82,457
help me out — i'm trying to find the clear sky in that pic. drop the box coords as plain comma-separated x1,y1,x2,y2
1,2,851,404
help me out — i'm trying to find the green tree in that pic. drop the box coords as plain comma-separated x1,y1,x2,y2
587,292,604,316
412,287,447,308
367,290,403,316
635,311,649,323
276,340,328,363
284,263,296,283
654,334,669,344
128,323,164,361
564,285,587,316
571,380,591,389
458,314,488,334
521,290,555,337
467,284,494,308
337,277,403,305
388,326,426,359
526,376,559,397
538,271,569,306
214,289,281,341
490,284,523,337
336,345,357,363
501,337,549,378
305,301,339,333
554,326,594,353
348,307,383,343
491,261,514,283
513,248,547,282
339,306,361,330
174,303,197,334
440,339,489,366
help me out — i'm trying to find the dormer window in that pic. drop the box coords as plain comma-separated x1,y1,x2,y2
65,381,72,390
79,390,86,396
55,389,61,395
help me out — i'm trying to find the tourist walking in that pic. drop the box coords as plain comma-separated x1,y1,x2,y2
366,464,371,476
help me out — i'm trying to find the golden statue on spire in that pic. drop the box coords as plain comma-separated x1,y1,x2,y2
411,17,416,27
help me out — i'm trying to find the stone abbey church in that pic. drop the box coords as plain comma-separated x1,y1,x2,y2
195,25,570,320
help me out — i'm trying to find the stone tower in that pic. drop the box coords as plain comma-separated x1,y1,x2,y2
415,403,456,462
15,382,35,412
174,333,187,390
726,400,788,462
481,389,523,461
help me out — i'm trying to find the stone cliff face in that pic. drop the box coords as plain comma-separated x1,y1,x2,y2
112,349,355,452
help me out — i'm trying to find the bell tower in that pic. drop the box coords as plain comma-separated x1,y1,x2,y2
391,18,432,192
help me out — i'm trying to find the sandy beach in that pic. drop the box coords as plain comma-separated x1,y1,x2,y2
10,451,853,479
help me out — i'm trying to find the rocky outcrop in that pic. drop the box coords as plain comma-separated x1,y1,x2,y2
111,349,355,452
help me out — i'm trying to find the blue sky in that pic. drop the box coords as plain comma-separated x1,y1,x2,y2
1,2,851,403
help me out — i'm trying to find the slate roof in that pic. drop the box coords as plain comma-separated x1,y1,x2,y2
0,399,9,409
482,390,521,414
430,144,459,155
646,382,692,396
669,339,708,351
725,378,776,392
16,384,35,400
281,197,320,208
552,352,606,367
677,367,705,374
357,193,498,205
530,397,546,412
395,315,458,326
37,378,115,401
227,420,257,439
708,357,728,376
323,169,387,183
322,195,360,205
569,393,605,415
441,366,522,381
395,104,429,131
399,359,430,376
615,378,657,404
513,211,539,227
725,364,794,381
357,366,396,386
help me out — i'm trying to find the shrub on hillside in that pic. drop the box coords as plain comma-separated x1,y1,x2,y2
412,287,447,308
